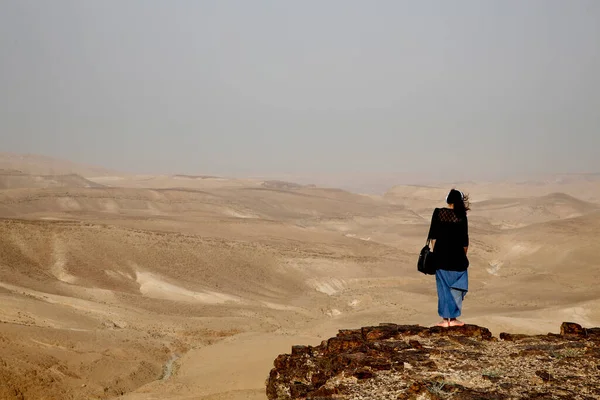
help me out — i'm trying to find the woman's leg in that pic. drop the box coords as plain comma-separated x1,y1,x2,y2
450,288,464,316
435,270,451,327
448,288,466,326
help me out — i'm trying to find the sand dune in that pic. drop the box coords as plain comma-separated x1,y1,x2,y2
0,154,599,399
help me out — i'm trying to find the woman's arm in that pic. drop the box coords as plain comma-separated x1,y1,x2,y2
427,208,439,245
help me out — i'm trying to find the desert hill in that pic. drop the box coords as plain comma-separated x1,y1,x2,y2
385,177,600,208
0,214,406,399
469,192,599,228
0,152,116,177
461,174,600,203
0,169,104,190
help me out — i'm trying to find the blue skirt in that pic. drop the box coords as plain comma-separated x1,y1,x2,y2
436,269,468,319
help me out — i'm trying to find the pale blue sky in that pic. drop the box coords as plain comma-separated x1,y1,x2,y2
1,1,599,184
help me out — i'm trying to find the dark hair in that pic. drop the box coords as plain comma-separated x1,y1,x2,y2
446,189,471,218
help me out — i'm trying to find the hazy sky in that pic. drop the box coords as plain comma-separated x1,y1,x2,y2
1,1,599,183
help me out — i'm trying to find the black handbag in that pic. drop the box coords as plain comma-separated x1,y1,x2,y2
417,239,436,275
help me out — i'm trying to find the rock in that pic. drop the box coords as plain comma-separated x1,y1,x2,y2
266,322,600,399
101,319,128,329
561,322,600,338
561,322,586,336
395,324,429,337
499,332,530,341
353,368,374,380
291,345,313,356
535,370,553,382
325,335,365,354
273,354,289,369
426,324,493,340
361,325,399,341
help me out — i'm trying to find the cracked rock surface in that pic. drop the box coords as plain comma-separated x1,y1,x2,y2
266,322,600,399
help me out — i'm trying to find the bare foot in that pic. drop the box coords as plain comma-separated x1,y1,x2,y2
436,320,449,327
449,319,465,327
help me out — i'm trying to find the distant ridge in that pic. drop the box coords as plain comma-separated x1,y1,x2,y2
0,152,117,177
261,180,307,190
173,174,219,179
0,170,104,190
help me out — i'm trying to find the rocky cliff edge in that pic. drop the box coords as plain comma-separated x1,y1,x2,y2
266,322,600,399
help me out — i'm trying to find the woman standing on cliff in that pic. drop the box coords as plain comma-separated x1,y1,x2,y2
427,189,470,327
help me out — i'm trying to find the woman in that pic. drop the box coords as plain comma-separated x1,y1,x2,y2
427,189,470,327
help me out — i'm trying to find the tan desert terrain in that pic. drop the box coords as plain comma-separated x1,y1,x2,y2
1,153,600,399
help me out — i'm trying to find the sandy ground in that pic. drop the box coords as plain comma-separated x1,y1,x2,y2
1,155,600,399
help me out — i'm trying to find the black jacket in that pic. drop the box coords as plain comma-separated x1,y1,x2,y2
427,207,469,271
